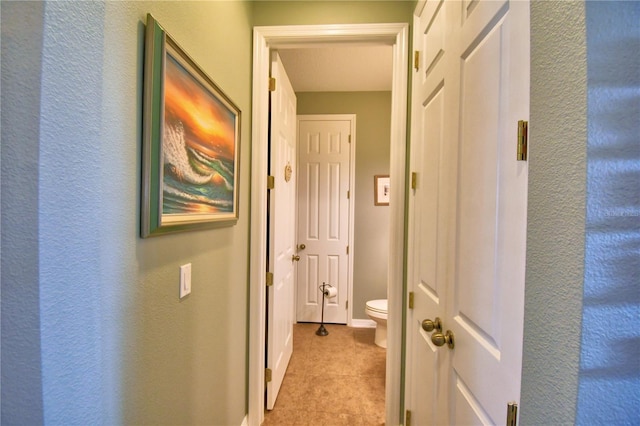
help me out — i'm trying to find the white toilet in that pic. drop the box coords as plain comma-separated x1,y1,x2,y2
365,299,388,348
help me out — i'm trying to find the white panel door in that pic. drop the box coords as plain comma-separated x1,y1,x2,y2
266,52,297,410
406,1,458,423
405,1,529,424
296,118,351,324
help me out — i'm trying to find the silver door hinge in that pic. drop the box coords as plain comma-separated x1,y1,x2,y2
409,292,414,309
266,272,273,287
267,175,275,189
517,120,528,161
414,50,420,71
506,402,518,426
269,77,276,92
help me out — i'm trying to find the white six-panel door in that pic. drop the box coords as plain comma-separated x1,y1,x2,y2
296,117,353,325
266,52,297,410
406,1,529,424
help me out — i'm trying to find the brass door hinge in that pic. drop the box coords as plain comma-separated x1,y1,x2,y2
347,190,350,199
517,120,528,161
266,272,274,287
267,175,275,189
506,402,518,426
411,172,418,190
346,300,349,310
414,50,420,71
265,368,272,383
406,409,412,426
409,292,415,309
346,246,349,255
269,77,276,92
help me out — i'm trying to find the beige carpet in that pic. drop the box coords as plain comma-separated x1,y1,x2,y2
264,323,386,426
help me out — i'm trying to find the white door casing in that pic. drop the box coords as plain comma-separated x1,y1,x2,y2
296,116,354,325
249,24,408,426
406,1,529,424
266,52,297,410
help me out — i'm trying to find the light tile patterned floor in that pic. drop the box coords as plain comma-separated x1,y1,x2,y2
264,323,386,426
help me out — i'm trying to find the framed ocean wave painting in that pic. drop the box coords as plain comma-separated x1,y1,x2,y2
141,14,240,237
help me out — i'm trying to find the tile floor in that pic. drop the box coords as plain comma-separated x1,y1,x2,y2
263,323,386,426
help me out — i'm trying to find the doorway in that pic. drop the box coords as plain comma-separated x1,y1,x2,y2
248,24,408,426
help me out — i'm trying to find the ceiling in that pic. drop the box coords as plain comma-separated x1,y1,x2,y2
277,45,393,92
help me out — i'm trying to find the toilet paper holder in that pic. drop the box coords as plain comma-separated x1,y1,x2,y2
316,283,334,337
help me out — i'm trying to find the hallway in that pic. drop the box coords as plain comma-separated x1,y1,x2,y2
264,323,386,425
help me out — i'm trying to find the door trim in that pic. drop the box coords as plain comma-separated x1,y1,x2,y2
296,114,356,326
249,23,408,426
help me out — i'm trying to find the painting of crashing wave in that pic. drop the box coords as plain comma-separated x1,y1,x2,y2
141,14,240,237
163,53,236,217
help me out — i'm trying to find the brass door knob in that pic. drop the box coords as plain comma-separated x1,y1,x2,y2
431,330,455,349
421,317,442,333
292,255,301,262
298,244,306,250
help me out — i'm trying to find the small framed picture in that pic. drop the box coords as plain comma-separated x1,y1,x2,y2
374,175,390,206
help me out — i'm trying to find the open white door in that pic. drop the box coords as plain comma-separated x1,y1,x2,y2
266,51,297,410
296,116,353,325
405,1,529,424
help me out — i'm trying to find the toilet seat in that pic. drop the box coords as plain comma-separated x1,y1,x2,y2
366,299,388,315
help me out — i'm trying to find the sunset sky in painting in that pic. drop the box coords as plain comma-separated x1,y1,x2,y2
164,53,236,161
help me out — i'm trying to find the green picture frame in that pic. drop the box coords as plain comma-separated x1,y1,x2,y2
141,14,241,237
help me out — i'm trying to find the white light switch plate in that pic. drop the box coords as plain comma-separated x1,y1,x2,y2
180,263,191,298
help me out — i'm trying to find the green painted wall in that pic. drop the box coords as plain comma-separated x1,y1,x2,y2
253,0,414,26
2,2,252,424
116,5,252,423
297,92,392,320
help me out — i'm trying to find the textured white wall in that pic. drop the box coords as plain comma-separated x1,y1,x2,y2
577,2,640,423
521,2,587,424
1,2,46,423
38,5,108,422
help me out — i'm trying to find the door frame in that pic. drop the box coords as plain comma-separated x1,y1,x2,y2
296,114,356,326
249,24,408,426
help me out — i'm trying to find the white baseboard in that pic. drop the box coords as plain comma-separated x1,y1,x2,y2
350,319,377,328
